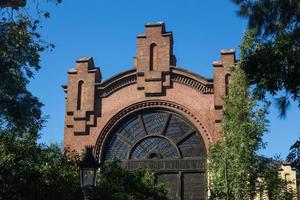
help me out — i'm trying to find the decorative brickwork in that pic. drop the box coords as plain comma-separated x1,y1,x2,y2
63,22,236,154
63,58,101,135
135,22,176,96
62,22,236,199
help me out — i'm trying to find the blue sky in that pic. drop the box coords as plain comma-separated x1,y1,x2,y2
28,0,300,158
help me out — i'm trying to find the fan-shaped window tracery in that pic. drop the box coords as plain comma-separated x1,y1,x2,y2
104,110,205,161
103,109,207,200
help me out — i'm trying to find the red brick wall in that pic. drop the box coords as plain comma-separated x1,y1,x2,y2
62,22,236,154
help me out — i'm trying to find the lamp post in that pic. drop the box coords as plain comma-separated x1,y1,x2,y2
79,145,99,200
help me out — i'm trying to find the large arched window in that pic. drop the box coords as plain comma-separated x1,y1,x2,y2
104,110,207,200
149,43,158,71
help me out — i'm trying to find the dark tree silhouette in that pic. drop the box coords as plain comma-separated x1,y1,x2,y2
232,0,300,117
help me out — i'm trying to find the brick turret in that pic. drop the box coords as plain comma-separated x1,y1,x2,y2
135,22,176,96
213,49,236,135
64,57,101,135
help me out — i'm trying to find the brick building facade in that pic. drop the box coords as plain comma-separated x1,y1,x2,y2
63,22,236,200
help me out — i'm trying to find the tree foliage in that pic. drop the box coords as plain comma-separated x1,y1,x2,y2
257,157,295,200
95,161,168,200
208,64,269,199
208,36,295,199
231,0,300,117
287,138,300,170
0,0,26,9
0,138,83,200
0,137,167,200
0,0,61,135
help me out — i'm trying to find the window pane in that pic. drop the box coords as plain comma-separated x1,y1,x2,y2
81,169,95,187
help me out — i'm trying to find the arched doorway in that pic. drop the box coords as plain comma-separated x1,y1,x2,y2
102,109,207,200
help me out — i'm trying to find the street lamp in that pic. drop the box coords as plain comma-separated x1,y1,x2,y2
79,145,99,200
